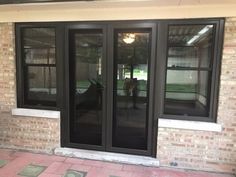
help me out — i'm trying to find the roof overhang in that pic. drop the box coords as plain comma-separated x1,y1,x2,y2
0,0,235,22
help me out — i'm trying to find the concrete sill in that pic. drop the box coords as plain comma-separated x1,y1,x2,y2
11,108,60,119
55,148,159,167
158,118,222,132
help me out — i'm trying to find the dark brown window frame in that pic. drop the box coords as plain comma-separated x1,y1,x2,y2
15,18,224,121
15,23,64,110
154,19,225,123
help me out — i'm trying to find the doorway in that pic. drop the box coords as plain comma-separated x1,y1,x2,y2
63,22,157,157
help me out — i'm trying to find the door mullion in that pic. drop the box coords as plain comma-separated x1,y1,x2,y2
105,24,115,150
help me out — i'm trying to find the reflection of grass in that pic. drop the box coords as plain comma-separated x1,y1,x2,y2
166,84,196,93
77,80,196,93
77,80,91,88
117,80,147,91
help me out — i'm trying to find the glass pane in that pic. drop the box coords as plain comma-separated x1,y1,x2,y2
165,24,214,117
168,25,214,68
27,66,56,106
23,28,56,107
23,28,56,64
24,48,55,64
70,31,103,146
113,31,150,150
165,70,211,117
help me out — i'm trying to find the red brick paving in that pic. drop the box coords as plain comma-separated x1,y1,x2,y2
0,149,234,177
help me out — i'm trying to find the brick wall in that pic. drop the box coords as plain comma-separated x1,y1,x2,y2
0,23,15,111
0,23,60,153
157,18,236,174
0,18,235,174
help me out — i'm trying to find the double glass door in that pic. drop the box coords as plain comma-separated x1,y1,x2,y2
64,23,156,156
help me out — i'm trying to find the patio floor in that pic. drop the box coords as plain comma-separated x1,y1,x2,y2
0,149,234,177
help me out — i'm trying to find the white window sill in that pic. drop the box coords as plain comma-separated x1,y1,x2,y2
158,118,222,132
11,108,60,119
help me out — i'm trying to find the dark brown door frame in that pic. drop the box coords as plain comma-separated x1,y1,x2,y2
62,21,158,157
106,22,157,157
63,23,107,151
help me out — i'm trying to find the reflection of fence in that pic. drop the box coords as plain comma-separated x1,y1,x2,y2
26,47,56,96
28,88,56,102
166,84,197,93
29,88,56,94
165,84,207,105
165,84,197,101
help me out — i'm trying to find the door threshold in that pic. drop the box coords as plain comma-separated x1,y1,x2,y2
54,147,159,167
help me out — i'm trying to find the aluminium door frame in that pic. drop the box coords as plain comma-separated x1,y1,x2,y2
62,23,108,151
61,21,158,157
106,21,157,157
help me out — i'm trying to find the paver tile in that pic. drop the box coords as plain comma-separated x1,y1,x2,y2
86,167,106,177
63,169,87,177
102,162,123,170
70,164,92,172
18,164,46,177
0,149,17,160
0,156,31,177
154,169,188,177
103,168,133,177
44,162,72,175
122,164,146,173
38,173,62,177
83,159,105,167
65,157,84,165
0,160,8,168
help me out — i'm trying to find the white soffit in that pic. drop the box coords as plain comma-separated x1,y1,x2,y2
0,0,236,8
0,0,236,22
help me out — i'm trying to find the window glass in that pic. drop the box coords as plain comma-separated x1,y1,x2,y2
70,31,104,146
23,28,56,107
164,24,214,117
113,31,150,150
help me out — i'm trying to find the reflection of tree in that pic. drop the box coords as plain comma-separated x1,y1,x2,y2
117,34,149,81
117,46,149,66
25,47,56,95
118,33,149,110
76,46,102,63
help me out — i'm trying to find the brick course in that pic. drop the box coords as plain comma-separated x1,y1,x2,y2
0,18,235,174
0,23,16,112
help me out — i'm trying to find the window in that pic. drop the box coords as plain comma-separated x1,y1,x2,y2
160,20,224,122
15,19,224,122
16,27,57,109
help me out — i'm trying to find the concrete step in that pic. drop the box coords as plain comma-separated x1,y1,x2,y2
54,147,160,167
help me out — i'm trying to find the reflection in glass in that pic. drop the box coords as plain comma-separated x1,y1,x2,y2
113,31,150,150
70,31,103,146
25,48,55,64
164,25,214,117
23,28,56,106
28,66,56,103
